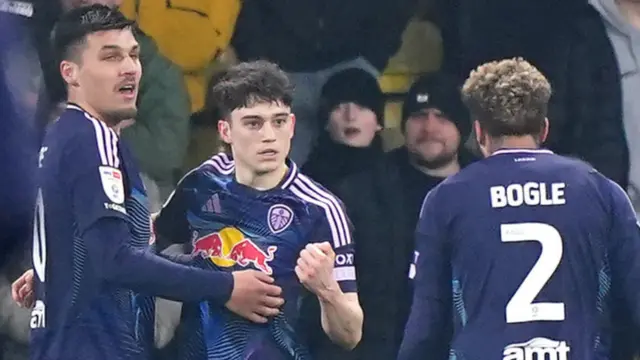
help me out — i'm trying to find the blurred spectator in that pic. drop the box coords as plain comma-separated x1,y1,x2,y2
439,0,629,188
0,10,40,360
303,69,385,191
591,0,640,211
0,4,46,359
122,29,190,211
31,0,191,211
119,0,241,113
232,0,414,165
301,73,475,360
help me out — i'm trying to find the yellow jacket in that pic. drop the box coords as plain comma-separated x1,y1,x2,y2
120,0,241,113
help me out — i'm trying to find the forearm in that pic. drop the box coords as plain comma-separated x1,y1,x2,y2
318,291,363,350
85,218,232,304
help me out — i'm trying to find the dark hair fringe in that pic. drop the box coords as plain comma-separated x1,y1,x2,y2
209,60,294,118
51,4,134,64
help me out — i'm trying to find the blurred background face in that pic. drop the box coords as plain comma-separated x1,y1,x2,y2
219,101,294,175
61,0,122,11
326,102,381,147
405,108,460,169
69,29,141,124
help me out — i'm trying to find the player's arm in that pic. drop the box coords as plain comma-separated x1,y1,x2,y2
397,188,452,360
66,125,234,304
604,178,640,327
298,198,363,350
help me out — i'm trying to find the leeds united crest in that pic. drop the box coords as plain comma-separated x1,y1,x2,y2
267,204,293,234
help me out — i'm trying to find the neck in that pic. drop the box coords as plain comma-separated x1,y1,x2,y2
617,0,640,29
68,95,107,125
235,162,288,191
411,159,460,178
486,136,539,155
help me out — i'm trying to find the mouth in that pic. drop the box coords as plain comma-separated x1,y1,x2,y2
117,83,137,99
343,127,361,137
258,149,278,157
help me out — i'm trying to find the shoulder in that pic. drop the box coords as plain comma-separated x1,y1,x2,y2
197,152,235,178
174,152,234,189
287,172,347,211
50,105,121,166
287,173,352,245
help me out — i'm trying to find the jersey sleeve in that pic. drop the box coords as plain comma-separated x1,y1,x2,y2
604,178,640,327
153,171,195,251
66,119,128,232
311,194,356,293
398,187,452,360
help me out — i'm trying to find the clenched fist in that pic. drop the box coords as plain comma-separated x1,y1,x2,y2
295,242,339,300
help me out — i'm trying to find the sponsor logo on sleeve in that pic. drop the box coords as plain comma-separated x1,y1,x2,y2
99,166,125,204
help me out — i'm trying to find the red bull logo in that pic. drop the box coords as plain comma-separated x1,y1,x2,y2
192,227,277,274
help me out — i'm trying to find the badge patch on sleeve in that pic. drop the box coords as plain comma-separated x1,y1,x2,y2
99,166,125,204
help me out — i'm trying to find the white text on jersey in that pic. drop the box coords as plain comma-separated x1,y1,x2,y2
491,183,566,208
503,337,570,360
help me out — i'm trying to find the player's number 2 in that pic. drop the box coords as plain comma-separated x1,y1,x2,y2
501,222,565,324
33,189,46,283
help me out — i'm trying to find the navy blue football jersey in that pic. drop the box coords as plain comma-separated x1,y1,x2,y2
154,153,356,360
30,104,155,360
399,149,640,360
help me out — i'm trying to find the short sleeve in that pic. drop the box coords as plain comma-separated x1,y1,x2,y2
65,119,128,232
312,195,356,293
153,172,194,251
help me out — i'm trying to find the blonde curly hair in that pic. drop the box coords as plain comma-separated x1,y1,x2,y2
461,58,551,138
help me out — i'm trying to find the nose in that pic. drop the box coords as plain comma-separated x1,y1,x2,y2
261,121,277,142
121,55,140,76
346,103,358,122
422,112,442,133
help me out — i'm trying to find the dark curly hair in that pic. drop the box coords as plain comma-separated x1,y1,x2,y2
462,57,552,139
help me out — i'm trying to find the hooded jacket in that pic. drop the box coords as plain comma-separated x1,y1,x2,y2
590,0,640,204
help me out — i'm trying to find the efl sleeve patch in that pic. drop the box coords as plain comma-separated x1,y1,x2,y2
99,166,125,204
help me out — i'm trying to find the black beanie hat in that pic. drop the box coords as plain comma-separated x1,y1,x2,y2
401,72,470,139
318,68,384,128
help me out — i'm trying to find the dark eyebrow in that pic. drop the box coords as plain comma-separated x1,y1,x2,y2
240,113,290,121
240,115,264,121
99,44,140,52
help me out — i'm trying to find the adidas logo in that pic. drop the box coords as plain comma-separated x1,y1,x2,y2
202,194,221,214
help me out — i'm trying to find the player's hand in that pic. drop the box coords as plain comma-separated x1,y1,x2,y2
295,242,339,301
226,270,284,324
11,269,35,308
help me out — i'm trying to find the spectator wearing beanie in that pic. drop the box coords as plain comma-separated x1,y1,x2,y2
322,72,477,360
302,69,385,191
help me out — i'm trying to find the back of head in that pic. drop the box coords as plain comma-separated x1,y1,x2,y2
461,58,551,139
209,60,294,119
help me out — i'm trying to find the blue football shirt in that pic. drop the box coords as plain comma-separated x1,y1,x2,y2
30,104,155,360
400,149,640,360
155,153,356,360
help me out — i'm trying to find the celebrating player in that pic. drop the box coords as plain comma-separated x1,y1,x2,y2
15,6,283,360
153,60,363,359
398,58,640,360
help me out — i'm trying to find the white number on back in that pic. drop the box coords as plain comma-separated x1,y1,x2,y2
501,222,565,323
32,189,46,283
